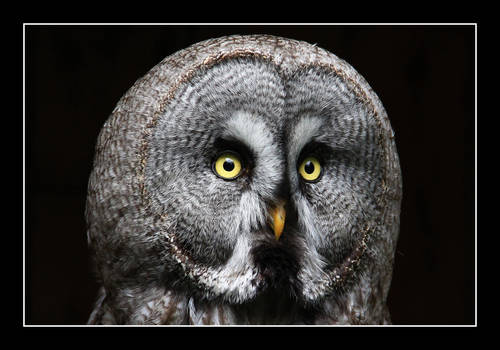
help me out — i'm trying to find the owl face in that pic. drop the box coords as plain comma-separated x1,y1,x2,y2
87,35,401,322
142,56,386,304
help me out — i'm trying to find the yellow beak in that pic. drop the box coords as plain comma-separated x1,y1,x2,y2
269,201,286,241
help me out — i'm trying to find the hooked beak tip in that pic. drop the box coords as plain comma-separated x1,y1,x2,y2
269,202,286,240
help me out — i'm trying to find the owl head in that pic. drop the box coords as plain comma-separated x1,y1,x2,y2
86,35,402,324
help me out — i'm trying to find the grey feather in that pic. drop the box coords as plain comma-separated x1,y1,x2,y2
85,34,402,325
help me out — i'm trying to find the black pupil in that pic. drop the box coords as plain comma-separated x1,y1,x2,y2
304,161,315,174
223,158,235,172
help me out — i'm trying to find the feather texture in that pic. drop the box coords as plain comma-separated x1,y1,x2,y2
86,34,402,325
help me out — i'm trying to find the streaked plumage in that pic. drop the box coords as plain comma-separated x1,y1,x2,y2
86,35,402,325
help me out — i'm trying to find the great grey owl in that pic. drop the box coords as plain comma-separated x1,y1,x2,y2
85,34,402,325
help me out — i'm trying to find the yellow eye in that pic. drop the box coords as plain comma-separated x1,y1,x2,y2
298,156,322,182
213,152,243,180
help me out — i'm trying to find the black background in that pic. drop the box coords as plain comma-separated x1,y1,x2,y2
25,24,475,325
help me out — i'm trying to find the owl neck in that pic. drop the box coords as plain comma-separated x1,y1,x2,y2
95,268,390,324
186,289,315,325
182,282,390,325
